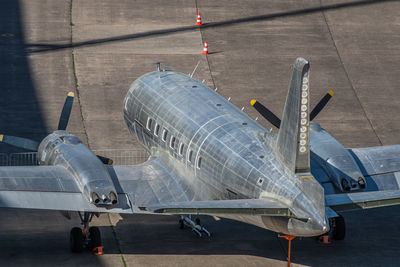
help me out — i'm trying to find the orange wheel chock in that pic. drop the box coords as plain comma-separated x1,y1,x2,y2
279,235,296,267
92,246,104,255
83,227,87,238
318,235,331,244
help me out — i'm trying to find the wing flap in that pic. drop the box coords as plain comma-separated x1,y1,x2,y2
349,145,400,176
0,191,134,213
148,198,304,219
0,166,80,192
326,190,400,212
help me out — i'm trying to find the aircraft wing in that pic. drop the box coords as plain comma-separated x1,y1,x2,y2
323,145,400,214
326,190,400,212
0,158,302,219
349,145,400,176
148,199,297,217
0,165,134,213
108,159,305,219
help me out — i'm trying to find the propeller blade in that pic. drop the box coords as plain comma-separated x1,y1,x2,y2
250,100,281,128
58,92,75,131
310,90,333,121
0,134,39,151
97,155,113,165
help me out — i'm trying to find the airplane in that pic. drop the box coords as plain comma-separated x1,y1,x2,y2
1,57,400,261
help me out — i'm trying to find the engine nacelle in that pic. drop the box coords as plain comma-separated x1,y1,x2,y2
310,123,366,192
38,130,118,205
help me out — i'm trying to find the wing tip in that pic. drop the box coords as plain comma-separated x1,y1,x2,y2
328,90,333,96
250,99,256,106
68,92,75,97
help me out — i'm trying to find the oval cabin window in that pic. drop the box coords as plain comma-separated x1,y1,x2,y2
170,136,176,148
188,150,193,162
154,123,160,136
146,117,152,131
197,157,202,169
179,143,184,156
162,129,168,142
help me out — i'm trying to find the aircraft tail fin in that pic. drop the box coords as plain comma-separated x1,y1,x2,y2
275,58,310,174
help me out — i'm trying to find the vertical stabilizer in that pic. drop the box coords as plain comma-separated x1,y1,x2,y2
276,58,310,173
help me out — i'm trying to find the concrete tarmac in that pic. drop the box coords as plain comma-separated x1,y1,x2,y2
0,0,399,266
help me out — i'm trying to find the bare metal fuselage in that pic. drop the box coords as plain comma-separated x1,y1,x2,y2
123,71,328,236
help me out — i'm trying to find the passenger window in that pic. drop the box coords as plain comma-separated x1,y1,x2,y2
146,117,152,131
154,123,160,136
179,143,184,156
188,150,193,162
162,129,168,142
170,136,176,148
197,157,202,169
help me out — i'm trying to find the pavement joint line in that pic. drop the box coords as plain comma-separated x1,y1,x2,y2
319,0,383,146
107,214,127,267
70,0,90,148
195,0,217,90
69,2,126,265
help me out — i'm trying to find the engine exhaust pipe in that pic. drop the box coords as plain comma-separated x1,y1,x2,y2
101,194,108,203
109,192,118,205
92,192,100,204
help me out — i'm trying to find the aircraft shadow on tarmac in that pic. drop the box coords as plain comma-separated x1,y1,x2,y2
24,0,395,54
0,0,48,153
101,208,400,266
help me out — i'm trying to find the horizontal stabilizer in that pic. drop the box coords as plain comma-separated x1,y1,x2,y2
326,190,400,212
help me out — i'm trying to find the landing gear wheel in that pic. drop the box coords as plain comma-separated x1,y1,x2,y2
333,215,345,240
88,227,102,250
179,219,184,229
70,227,84,253
195,218,201,225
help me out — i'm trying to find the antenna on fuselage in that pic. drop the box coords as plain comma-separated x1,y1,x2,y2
156,62,162,72
190,60,201,78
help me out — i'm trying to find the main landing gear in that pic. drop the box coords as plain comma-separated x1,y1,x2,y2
70,212,103,255
318,214,346,244
179,215,211,238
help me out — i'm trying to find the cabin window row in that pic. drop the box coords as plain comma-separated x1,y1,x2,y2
146,117,202,169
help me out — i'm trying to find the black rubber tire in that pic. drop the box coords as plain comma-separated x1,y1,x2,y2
333,215,346,240
195,218,201,225
70,227,84,253
88,227,102,250
179,219,184,229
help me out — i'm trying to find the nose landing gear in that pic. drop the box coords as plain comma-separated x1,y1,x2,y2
70,212,103,254
178,215,211,238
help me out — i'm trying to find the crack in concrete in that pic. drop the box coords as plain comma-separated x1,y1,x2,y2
69,0,90,148
319,0,383,146
69,2,126,266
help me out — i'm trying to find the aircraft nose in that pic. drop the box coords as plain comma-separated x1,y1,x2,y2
288,212,329,237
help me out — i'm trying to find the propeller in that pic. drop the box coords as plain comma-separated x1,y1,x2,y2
251,90,333,128
309,90,333,121
0,92,75,151
0,134,39,151
250,99,281,128
97,155,114,165
58,92,75,130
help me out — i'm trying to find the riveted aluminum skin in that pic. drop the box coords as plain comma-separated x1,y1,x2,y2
123,70,328,236
37,130,118,205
